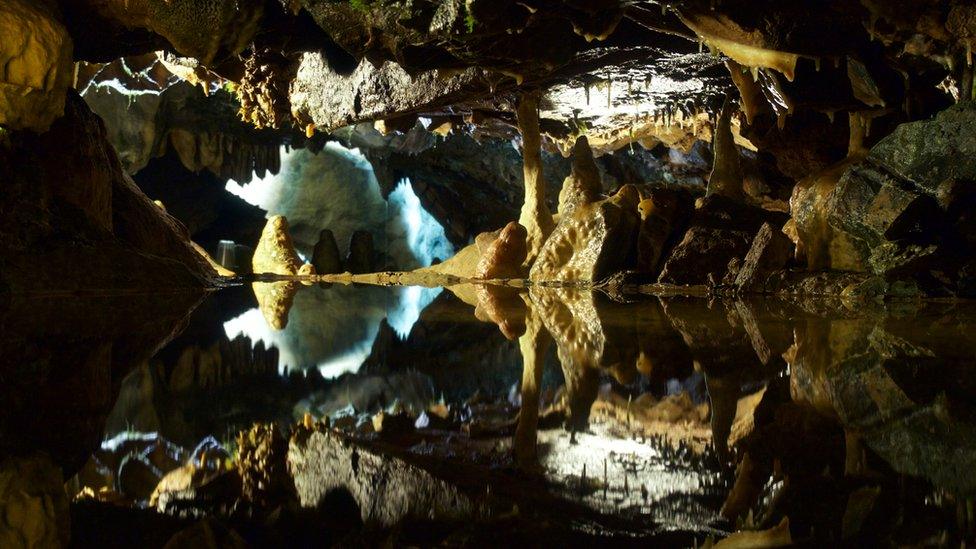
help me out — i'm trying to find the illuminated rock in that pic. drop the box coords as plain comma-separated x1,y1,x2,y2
557,136,602,218
822,103,976,287
253,281,298,331
475,222,528,280
253,215,303,275
516,93,555,267
0,0,73,132
530,185,640,283
734,222,794,292
0,453,69,548
706,97,745,200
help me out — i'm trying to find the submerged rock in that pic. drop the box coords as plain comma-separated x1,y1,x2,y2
530,186,640,283
253,216,304,275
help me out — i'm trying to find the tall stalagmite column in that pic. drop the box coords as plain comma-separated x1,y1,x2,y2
516,92,555,267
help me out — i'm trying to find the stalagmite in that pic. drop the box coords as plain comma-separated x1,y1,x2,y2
253,215,304,275
706,97,744,200
311,229,342,275
516,92,555,268
557,136,603,217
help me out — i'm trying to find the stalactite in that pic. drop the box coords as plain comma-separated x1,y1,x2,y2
516,92,555,268
705,97,744,200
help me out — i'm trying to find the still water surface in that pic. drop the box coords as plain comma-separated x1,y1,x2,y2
3,282,974,545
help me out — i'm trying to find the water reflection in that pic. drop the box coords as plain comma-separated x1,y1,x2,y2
8,282,974,544
223,282,441,376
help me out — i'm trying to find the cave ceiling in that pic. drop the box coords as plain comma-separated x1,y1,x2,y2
4,0,974,164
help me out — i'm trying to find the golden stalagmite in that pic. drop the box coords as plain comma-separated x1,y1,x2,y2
706,97,745,200
557,136,603,218
516,92,555,268
253,215,304,275
0,0,73,131
530,185,640,283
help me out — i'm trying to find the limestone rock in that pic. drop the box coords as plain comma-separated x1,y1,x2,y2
658,195,785,286
253,281,298,331
253,216,303,275
0,453,69,548
822,103,976,285
735,222,795,292
0,0,73,132
311,229,342,275
475,222,528,279
516,93,555,267
530,186,640,283
706,97,744,200
345,230,374,274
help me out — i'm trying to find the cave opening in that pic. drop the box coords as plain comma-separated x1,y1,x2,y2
2,1,976,547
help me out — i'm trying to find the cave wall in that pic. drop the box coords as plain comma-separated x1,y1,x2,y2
0,92,215,294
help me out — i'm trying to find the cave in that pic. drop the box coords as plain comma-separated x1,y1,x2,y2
2,0,976,546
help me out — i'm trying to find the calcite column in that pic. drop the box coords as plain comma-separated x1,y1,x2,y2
516,92,555,268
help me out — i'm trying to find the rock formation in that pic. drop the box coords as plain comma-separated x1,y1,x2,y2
0,0,73,132
252,215,304,276
557,136,603,218
311,229,342,275
345,230,374,274
0,92,215,293
516,93,555,267
530,185,640,283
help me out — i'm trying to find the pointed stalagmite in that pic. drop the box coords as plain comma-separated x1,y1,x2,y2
706,97,745,200
516,92,555,267
253,215,304,275
558,135,602,217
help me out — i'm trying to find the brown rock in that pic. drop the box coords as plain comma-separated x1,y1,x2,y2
311,229,342,274
735,222,795,292
475,222,527,279
345,230,374,274
557,135,602,218
658,195,785,286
